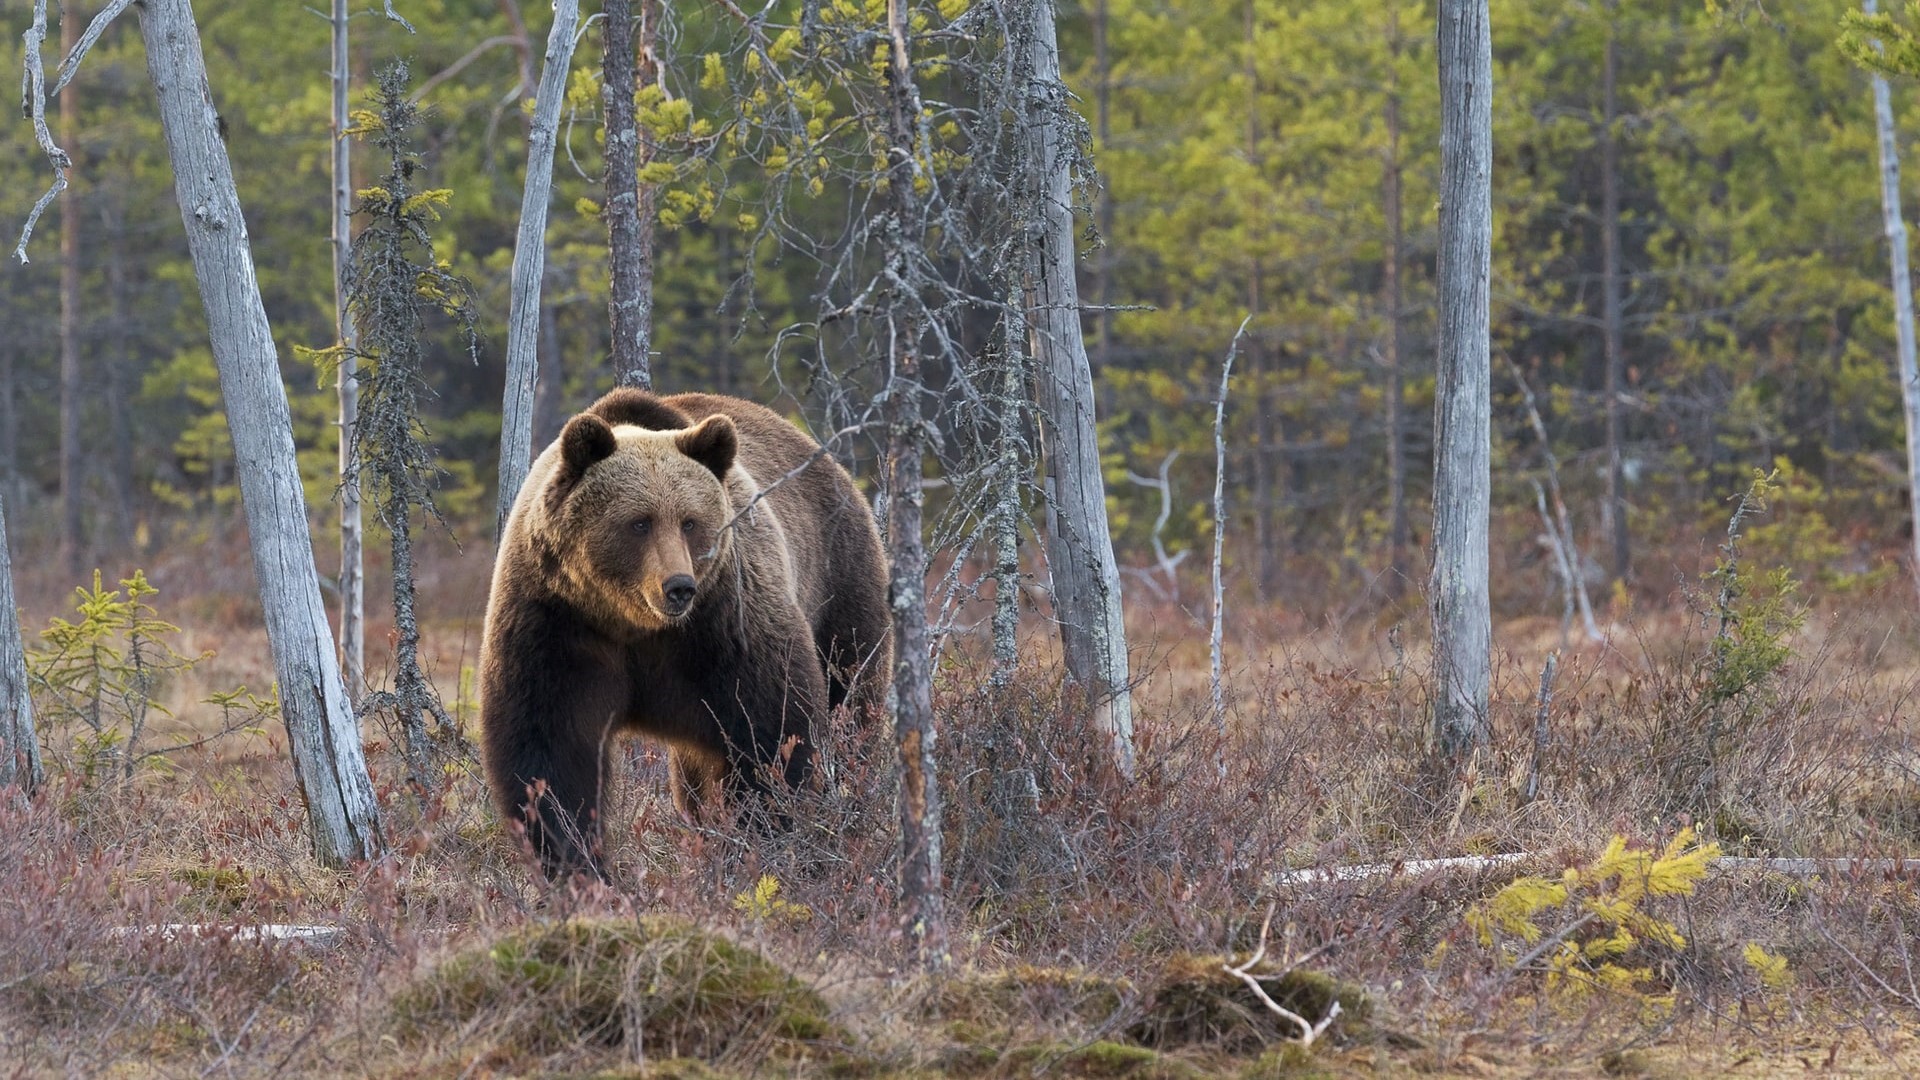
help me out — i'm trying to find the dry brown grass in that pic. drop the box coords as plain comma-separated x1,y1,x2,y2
3,527,1920,1077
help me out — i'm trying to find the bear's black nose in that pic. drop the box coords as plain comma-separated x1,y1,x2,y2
662,575,697,615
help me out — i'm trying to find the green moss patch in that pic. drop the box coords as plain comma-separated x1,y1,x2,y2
391,916,833,1063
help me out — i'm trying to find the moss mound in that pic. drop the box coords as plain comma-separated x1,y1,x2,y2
931,965,1135,1032
1127,954,1369,1052
392,916,833,1062
936,1038,1208,1079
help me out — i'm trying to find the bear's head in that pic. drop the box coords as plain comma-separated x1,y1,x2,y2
542,410,740,630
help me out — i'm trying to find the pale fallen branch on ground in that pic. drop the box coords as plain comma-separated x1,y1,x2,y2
108,924,346,945
1268,854,1920,889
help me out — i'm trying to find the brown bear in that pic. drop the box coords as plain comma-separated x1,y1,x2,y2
479,388,891,877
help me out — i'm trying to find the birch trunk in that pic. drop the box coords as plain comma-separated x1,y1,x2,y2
885,0,948,972
1431,0,1494,760
1021,0,1134,780
139,0,382,866
1600,6,1630,583
0,493,39,794
1866,0,1920,590
332,0,365,699
496,0,581,536
603,0,656,389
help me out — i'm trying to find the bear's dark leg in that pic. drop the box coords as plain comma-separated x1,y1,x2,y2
668,745,727,826
497,722,615,877
812,583,891,717
703,619,829,825
812,500,892,717
480,604,628,880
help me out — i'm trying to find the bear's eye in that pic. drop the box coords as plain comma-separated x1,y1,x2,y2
681,519,697,535
631,517,652,536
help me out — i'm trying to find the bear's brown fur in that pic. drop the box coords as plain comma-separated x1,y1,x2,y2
479,389,891,877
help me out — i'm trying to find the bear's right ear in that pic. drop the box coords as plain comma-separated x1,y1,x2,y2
550,414,618,505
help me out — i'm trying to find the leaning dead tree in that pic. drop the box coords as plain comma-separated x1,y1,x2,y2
496,0,582,535
1014,0,1135,781
340,63,480,795
1862,0,1920,595
0,494,41,794
1431,0,1494,762
14,0,384,864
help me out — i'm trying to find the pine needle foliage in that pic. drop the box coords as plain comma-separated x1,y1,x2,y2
1658,470,1808,811
28,571,267,783
337,60,480,794
1464,828,1721,1010
1840,3,1920,79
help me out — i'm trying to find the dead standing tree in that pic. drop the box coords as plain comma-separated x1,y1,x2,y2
339,63,480,795
496,0,582,535
332,0,368,700
880,0,950,973
1014,0,1135,781
17,0,383,865
1431,0,1494,764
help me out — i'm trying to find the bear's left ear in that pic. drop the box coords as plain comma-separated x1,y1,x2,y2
676,415,738,481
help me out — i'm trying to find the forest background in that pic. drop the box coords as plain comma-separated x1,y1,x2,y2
2,0,1909,623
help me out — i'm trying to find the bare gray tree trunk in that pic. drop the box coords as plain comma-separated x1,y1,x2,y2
1431,0,1493,761
533,278,564,447
603,0,656,389
59,2,82,580
990,287,1027,690
332,0,365,700
1866,0,1920,591
139,0,382,866
1020,0,1134,780
1599,4,1630,584
496,0,581,536
1383,1,1410,601
1211,322,1246,730
0,493,39,794
885,0,948,972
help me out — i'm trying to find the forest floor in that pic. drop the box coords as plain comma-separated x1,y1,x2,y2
4,528,1920,1077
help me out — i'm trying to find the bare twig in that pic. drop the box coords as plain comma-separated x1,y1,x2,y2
1222,904,1342,1047
1509,358,1602,643
47,0,136,99
381,0,416,33
16,0,73,264
1124,451,1187,602
408,35,520,103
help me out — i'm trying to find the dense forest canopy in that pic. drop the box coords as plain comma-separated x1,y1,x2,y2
1,0,1911,615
